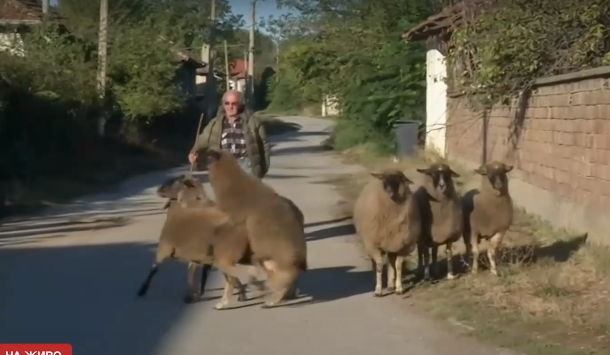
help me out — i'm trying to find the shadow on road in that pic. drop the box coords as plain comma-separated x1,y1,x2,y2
306,223,356,242
299,265,373,304
0,241,194,355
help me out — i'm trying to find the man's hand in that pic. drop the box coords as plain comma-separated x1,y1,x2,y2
188,152,198,165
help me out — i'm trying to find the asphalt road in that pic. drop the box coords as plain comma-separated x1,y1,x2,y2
0,116,518,355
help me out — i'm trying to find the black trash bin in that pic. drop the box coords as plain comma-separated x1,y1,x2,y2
394,120,420,158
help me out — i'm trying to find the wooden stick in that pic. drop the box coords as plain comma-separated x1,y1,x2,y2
190,112,205,174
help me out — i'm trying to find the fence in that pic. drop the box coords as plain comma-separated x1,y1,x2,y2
446,67,610,245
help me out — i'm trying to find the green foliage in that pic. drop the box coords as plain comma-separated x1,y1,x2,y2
0,0,245,186
108,24,183,119
448,0,610,109
266,0,431,150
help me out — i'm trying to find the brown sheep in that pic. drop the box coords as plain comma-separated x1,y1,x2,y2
462,161,513,276
414,163,463,281
198,147,308,309
353,170,421,296
138,177,260,308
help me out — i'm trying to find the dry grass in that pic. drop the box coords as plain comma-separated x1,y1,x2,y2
329,145,610,355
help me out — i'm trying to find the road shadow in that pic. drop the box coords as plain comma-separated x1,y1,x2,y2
304,217,352,229
0,216,132,241
264,174,309,180
272,144,332,157
1,166,198,226
0,241,194,355
297,265,373,304
306,223,356,242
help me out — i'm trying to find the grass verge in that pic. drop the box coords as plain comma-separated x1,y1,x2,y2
329,144,610,355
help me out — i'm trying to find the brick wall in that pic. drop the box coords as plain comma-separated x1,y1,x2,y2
445,67,610,244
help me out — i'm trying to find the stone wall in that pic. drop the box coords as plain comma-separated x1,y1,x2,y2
446,67,610,245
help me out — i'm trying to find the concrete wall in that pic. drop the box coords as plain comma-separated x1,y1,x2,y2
0,31,25,56
322,95,339,117
425,38,448,157
446,67,610,246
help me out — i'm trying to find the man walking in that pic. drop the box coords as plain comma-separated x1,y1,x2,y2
188,90,270,178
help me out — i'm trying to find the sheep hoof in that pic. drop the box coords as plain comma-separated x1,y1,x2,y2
386,286,395,293
373,290,383,297
183,293,196,304
491,269,499,277
395,288,405,295
237,293,248,302
214,300,230,310
447,273,456,280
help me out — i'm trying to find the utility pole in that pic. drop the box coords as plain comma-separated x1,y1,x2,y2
247,0,256,109
42,0,49,16
275,42,279,82
205,0,217,124
96,0,108,137
223,40,230,90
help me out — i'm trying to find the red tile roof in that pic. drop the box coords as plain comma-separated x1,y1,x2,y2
0,0,63,24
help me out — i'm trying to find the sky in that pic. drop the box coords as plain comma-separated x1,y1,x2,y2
49,0,294,34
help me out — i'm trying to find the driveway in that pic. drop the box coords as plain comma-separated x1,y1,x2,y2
0,116,517,355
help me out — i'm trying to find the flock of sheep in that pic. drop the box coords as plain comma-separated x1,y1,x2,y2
135,147,514,309
354,161,514,296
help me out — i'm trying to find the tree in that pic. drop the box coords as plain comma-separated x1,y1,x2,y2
265,0,433,152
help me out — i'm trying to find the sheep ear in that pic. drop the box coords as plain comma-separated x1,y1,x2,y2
474,166,487,175
450,169,460,178
162,200,171,209
504,165,513,173
370,173,385,180
416,168,430,175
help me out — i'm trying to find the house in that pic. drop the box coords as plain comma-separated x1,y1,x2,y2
0,0,64,56
168,43,206,100
402,0,495,157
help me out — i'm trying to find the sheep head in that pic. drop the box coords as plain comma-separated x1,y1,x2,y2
157,175,209,208
474,161,513,194
157,174,188,199
417,163,460,197
371,170,413,204
199,148,243,179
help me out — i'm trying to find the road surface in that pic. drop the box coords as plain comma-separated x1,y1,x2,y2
0,116,517,355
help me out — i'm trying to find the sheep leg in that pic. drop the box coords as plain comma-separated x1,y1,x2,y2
488,232,504,276
262,266,299,308
368,251,385,297
137,246,170,298
445,243,456,280
136,263,160,298
394,255,406,295
183,262,199,304
199,263,212,295
418,242,431,281
386,253,396,293
471,234,480,274
431,245,439,279
213,263,242,310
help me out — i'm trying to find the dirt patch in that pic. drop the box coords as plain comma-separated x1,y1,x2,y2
328,146,610,355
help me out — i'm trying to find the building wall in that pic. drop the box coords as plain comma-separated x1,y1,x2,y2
445,67,610,245
0,31,25,56
425,38,448,157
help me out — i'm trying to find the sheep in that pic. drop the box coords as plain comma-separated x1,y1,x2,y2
197,147,308,309
414,163,463,281
353,170,421,296
462,161,513,276
137,177,260,308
